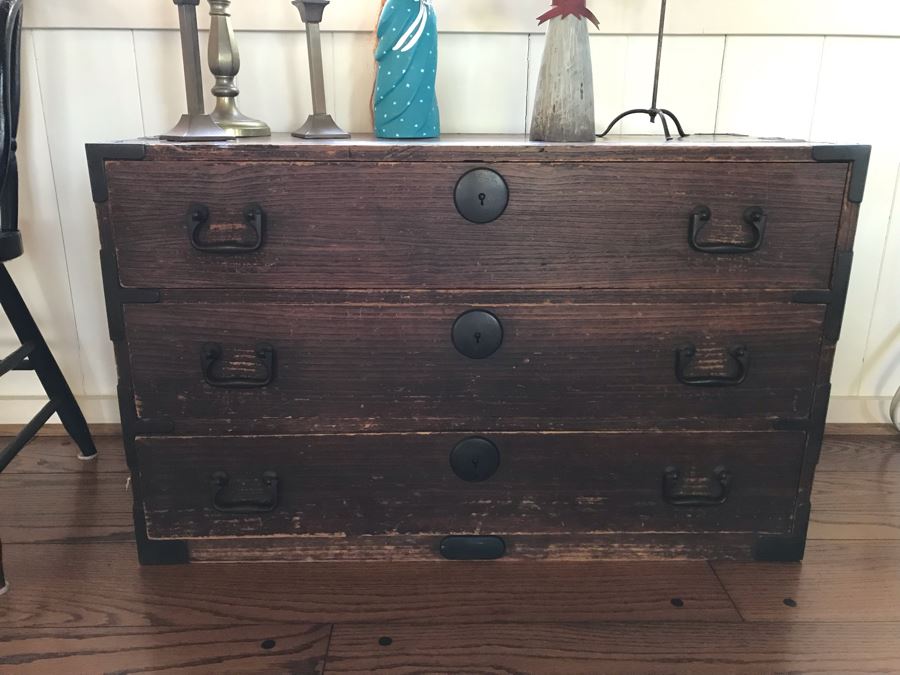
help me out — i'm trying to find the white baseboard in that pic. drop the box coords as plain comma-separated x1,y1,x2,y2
1,394,896,426
0,395,120,425
826,396,895,424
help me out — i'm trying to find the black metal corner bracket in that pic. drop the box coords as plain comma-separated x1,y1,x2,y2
86,143,146,204
793,251,854,344
753,534,807,562
811,144,871,204
99,248,160,342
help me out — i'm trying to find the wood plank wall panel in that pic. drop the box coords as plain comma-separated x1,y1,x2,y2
7,23,900,423
0,34,83,406
812,38,900,400
715,36,824,140
22,0,900,36
619,36,724,135
132,30,216,139
29,30,145,399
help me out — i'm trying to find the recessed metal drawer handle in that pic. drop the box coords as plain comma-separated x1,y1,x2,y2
675,343,749,387
188,203,265,254
201,342,275,389
210,470,279,513
663,465,732,507
689,205,767,254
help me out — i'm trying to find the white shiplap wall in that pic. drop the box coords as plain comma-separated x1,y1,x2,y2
3,0,900,424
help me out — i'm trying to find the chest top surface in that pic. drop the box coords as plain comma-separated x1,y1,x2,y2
97,133,846,164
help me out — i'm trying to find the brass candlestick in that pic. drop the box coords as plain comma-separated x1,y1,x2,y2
161,0,232,141
291,0,349,139
208,0,270,137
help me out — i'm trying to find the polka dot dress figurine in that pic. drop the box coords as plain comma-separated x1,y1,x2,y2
374,0,440,139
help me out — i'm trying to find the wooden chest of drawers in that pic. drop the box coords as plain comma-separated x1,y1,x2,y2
87,135,869,564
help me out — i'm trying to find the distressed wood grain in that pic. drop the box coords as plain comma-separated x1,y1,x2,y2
123,301,825,434
106,159,846,291
530,15,595,143
136,432,805,541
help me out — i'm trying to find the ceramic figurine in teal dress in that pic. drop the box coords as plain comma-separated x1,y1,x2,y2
374,0,440,139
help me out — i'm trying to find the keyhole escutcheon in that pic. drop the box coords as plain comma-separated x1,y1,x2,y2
478,192,487,206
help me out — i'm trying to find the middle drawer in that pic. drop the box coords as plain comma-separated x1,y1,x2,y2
124,300,824,434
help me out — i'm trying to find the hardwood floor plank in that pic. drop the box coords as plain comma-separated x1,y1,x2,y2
0,624,330,674
0,543,738,628
0,473,132,544
325,621,900,674
0,435,127,474
818,434,900,473
809,472,900,540
713,541,900,622
824,424,897,437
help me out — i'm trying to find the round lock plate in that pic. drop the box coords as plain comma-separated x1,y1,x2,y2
454,168,509,224
452,310,503,359
450,437,501,482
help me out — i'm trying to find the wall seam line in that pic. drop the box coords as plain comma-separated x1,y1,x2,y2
806,36,827,141
131,30,148,137
27,29,90,396
712,34,728,133
857,161,900,396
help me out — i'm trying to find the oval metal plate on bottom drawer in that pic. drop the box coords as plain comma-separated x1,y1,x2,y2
440,536,507,560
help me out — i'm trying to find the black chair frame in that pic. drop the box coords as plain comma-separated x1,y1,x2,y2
1,0,98,594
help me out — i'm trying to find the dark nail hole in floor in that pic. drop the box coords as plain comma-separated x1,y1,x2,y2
260,639,276,650
783,598,798,608
379,637,393,647
670,598,685,608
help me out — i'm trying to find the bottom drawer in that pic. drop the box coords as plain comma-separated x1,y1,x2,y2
137,432,805,541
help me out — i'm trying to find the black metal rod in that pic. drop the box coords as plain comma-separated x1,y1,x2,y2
0,341,33,377
0,399,56,473
651,0,667,111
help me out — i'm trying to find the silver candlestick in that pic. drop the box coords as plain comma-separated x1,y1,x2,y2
208,0,270,137
291,0,350,139
161,0,232,141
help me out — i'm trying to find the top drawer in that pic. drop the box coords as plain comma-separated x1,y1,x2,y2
106,160,847,290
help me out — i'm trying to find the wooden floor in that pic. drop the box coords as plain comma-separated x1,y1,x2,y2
1,426,898,674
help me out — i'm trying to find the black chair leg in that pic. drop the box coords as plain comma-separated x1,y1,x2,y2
0,539,7,595
0,264,97,461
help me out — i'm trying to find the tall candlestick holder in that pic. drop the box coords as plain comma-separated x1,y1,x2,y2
207,0,270,136
161,0,232,141
291,0,350,139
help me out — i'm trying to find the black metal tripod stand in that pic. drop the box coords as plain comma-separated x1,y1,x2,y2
597,0,687,141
